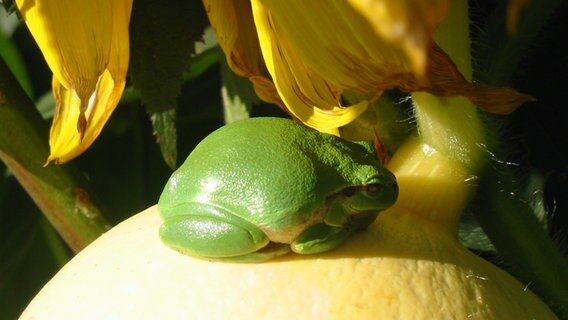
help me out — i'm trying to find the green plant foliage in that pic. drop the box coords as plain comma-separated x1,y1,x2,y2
0,0,15,14
0,18,32,97
129,0,209,169
0,170,68,320
220,57,260,123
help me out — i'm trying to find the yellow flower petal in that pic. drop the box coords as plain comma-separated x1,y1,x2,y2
16,0,113,100
346,0,449,76
48,69,124,164
203,0,283,107
251,0,370,133
210,0,529,131
247,0,449,132
400,44,535,114
256,0,448,91
16,0,132,163
208,0,450,131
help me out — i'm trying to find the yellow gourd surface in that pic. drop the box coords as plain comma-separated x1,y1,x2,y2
20,139,556,319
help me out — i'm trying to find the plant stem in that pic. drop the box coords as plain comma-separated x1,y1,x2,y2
476,166,568,316
413,0,486,171
411,0,568,317
0,57,109,253
411,0,485,226
476,0,568,316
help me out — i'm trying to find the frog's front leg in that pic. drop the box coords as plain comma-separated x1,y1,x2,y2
291,223,355,254
159,203,290,262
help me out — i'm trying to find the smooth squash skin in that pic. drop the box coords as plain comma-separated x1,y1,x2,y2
19,139,557,320
18,206,556,319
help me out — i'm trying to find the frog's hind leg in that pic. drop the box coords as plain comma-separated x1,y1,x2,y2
159,203,290,262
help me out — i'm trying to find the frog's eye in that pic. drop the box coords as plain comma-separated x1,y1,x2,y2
365,184,382,197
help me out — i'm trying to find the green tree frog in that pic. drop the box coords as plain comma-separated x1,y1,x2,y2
158,117,398,262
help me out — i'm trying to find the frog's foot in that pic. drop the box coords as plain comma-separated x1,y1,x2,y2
291,223,355,254
159,203,275,261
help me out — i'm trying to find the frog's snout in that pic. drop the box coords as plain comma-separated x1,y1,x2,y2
366,180,399,208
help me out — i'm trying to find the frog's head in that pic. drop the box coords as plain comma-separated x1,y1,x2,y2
344,163,398,212
325,165,398,228
324,170,398,229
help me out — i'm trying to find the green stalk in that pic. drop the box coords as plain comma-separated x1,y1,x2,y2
0,57,109,253
412,0,568,317
412,0,486,171
476,167,568,315
477,0,568,315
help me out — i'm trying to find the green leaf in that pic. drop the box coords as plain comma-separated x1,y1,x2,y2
0,190,37,287
475,163,568,317
0,171,69,319
458,211,496,252
119,47,220,107
0,0,16,14
0,26,33,98
0,217,66,319
185,46,221,81
220,57,258,123
35,91,55,119
151,109,177,170
129,0,209,168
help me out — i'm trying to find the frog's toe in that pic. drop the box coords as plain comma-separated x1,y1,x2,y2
291,224,354,254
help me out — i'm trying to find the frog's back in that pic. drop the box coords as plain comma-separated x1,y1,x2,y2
161,118,333,225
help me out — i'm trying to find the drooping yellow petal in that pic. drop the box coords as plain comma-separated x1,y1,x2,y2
203,0,282,107
48,69,122,164
256,0,448,91
403,44,535,115
16,0,132,163
251,0,370,133
208,0,530,133
16,0,113,101
242,0,449,132
253,0,529,117
347,0,449,77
